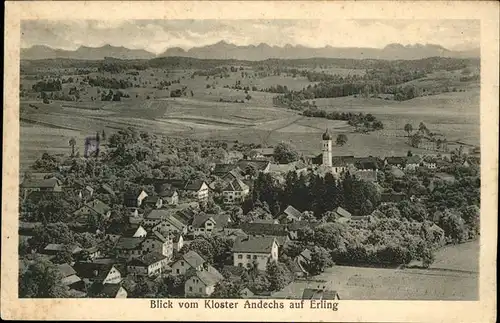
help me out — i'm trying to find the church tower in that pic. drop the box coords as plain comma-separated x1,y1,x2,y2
322,129,332,167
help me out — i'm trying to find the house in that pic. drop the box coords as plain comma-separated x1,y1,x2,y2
75,246,101,261
302,287,340,300
146,210,188,235
72,262,122,285
76,185,94,200
127,252,170,277
72,199,111,224
353,169,378,183
289,258,309,278
141,231,173,260
422,157,437,169
128,209,144,226
212,163,241,178
353,157,379,171
171,250,208,276
405,155,422,171
114,237,145,259
381,192,406,205
268,163,296,174
42,244,82,256
333,207,352,223
184,268,224,297
239,222,289,237
296,248,312,268
183,180,209,202
98,183,115,196
124,189,149,208
123,225,148,238
191,214,217,236
58,263,84,291
215,228,248,241
384,157,406,168
222,177,250,205
277,205,303,223
88,283,127,298
232,236,279,270
143,196,163,209
21,177,63,199
389,166,405,179
327,157,348,176
252,219,279,224
245,148,275,160
173,204,200,225
210,169,245,192
172,233,184,252
236,159,271,176
159,189,178,206
191,213,231,236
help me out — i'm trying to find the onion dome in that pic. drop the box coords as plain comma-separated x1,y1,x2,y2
322,128,331,140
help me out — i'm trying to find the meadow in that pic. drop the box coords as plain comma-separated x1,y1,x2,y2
273,240,479,300
19,59,480,169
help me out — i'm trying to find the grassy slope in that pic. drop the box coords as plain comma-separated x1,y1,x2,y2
273,240,479,300
19,65,480,168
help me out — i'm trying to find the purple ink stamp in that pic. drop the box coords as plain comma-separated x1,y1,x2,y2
84,132,101,158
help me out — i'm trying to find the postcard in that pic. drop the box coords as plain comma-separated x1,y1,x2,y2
2,1,498,321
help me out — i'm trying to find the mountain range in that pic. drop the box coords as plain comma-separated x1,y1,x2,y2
21,44,156,60
21,42,480,61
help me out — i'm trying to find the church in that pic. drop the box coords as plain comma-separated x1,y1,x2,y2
310,129,350,177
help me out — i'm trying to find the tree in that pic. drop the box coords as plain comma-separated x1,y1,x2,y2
460,205,480,239
418,122,428,133
53,248,74,264
360,199,373,215
410,133,422,148
407,150,413,157
180,238,214,263
23,194,68,224
157,274,186,297
265,261,292,291
131,276,158,298
404,123,413,137
211,280,242,298
336,134,348,146
273,142,299,164
438,209,468,244
30,223,74,251
69,138,76,157
308,246,333,275
416,241,435,268
20,257,69,298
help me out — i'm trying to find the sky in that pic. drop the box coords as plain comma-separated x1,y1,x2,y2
21,19,480,54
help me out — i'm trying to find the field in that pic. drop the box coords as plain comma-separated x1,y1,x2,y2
20,61,480,170
273,241,479,300
430,241,479,273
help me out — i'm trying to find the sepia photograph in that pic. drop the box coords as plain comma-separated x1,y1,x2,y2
2,1,498,322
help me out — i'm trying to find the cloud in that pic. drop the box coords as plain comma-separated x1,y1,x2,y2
20,19,480,54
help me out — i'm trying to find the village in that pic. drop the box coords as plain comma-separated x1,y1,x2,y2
18,125,480,300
